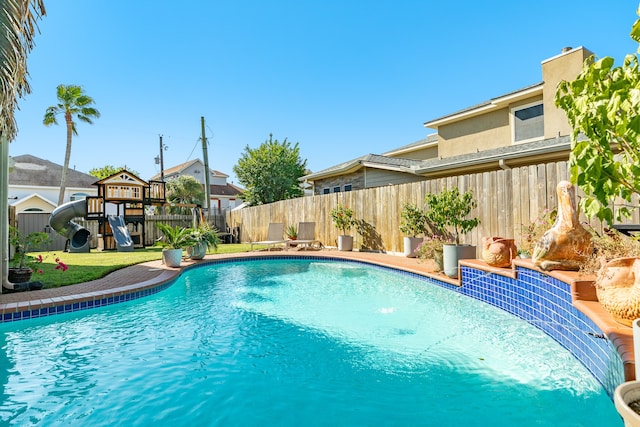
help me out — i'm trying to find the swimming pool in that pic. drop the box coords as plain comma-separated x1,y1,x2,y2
0,258,620,426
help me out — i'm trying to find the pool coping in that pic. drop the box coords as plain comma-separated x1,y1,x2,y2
0,249,635,381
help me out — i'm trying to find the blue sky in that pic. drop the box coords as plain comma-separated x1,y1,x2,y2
10,1,639,185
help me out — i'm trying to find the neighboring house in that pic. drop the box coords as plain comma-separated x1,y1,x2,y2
8,154,98,213
302,46,591,194
150,159,244,211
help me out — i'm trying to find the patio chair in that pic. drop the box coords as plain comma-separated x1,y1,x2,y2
250,223,290,251
294,222,323,250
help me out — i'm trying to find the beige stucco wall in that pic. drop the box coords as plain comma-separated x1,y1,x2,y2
542,47,593,139
386,145,438,160
437,107,511,158
11,197,55,214
432,47,592,160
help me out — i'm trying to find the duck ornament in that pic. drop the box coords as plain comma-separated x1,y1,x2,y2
532,181,593,271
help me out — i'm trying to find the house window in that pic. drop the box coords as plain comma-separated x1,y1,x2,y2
344,184,352,192
512,102,544,143
322,188,330,195
333,186,341,193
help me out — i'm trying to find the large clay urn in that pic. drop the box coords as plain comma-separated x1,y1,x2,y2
595,257,640,327
482,237,517,268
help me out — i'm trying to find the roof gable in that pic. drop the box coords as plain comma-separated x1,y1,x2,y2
10,192,57,209
95,170,148,186
150,158,230,181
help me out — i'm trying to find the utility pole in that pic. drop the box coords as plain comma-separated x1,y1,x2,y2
159,135,166,182
155,135,167,215
201,117,212,222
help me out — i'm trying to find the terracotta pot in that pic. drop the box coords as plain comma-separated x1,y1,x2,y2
482,237,517,268
595,257,640,327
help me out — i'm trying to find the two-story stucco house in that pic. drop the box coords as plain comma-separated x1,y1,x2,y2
151,159,244,211
302,46,591,194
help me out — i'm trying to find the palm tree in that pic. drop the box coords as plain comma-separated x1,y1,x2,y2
43,84,100,205
1,0,46,292
165,175,206,214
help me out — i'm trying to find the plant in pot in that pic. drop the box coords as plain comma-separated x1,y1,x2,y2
415,234,450,272
330,204,355,251
399,202,427,258
8,226,51,284
285,225,298,240
424,188,480,278
186,222,220,260
156,223,196,267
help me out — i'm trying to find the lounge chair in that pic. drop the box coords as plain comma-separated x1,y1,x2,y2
250,223,290,251
294,222,323,250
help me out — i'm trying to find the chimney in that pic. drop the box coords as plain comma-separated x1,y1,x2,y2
561,46,573,53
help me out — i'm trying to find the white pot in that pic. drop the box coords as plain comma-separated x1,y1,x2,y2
187,242,207,260
615,381,640,427
403,237,423,258
338,235,353,251
443,244,476,279
162,248,184,267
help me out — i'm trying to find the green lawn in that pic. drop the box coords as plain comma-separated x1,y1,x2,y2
30,244,253,288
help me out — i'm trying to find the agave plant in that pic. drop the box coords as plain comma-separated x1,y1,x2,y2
156,223,196,250
190,222,220,251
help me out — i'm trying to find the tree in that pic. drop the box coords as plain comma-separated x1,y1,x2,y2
555,9,640,225
233,134,307,205
89,165,140,180
43,84,100,205
165,175,205,214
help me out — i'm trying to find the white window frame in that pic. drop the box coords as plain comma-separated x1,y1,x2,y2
511,101,544,145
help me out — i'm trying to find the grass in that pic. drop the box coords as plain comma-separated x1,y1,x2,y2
30,244,253,288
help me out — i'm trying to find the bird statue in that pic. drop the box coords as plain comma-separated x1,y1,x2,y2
594,257,640,326
532,181,593,271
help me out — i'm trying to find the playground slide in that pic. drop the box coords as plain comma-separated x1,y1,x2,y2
49,199,91,253
107,215,134,252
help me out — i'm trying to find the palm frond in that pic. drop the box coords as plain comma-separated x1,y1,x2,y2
0,0,46,141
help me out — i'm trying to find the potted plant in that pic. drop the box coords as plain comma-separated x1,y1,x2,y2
8,226,51,283
415,235,450,272
424,188,480,278
399,202,427,258
156,223,196,267
614,318,640,426
330,204,355,251
285,224,298,240
186,222,220,260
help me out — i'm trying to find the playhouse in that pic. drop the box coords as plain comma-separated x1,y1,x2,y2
84,170,166,251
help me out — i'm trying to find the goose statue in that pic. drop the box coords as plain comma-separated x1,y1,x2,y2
532,181,593,271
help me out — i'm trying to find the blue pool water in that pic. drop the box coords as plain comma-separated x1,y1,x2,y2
0,259,620,426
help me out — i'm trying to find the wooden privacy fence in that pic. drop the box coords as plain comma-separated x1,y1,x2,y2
228,160,638,255
12,213,227,250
